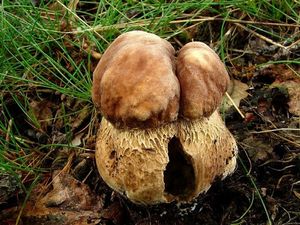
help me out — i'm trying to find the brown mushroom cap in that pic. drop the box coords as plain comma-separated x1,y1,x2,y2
176,42,230,119
95,111,237,204
92,31,180,128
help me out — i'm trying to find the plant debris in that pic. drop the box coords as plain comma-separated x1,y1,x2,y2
21,170,103,225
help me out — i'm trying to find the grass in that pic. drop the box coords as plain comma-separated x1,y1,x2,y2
1,0,300,224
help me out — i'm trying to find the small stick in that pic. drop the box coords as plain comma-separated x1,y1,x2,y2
225,92,245,118
234,23,286,49
250,128,300,134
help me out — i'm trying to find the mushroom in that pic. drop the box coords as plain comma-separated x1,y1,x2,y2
93,31,237,204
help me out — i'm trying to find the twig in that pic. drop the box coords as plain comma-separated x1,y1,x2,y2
234,23,287,49
271,132,300,147
250,128,300,134
225,92,245,118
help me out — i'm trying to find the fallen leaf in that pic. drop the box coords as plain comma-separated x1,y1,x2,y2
22,170,103,225
222,79,249,111
42,170,101,210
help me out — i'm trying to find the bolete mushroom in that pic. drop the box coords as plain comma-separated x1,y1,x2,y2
93,31,237,204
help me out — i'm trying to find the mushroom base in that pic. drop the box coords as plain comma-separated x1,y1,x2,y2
95,111,237,204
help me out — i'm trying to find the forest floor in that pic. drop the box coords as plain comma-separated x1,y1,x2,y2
1,1,300,225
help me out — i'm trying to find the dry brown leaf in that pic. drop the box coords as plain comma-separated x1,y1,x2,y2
22,170,103,225
222,79,249,111
41,170,98,210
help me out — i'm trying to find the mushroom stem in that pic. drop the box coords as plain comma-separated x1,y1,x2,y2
95,110,237,204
